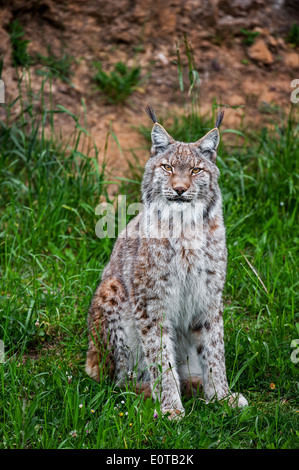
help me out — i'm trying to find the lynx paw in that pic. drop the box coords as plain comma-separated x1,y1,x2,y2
155,408,185,420
226,392,248,408
206,392,248,408
165,408,185,420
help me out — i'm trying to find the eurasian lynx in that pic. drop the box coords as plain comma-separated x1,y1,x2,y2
85,106,248,418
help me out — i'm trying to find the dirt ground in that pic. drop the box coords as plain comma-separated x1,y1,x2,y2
0,0,298,180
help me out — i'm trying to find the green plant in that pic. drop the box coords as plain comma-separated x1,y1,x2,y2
287,23,299,47
241,58,249,65
9,20,33,67
93,61,141,104
258,101,281,115
35,46,74,83
240,28,260,46
175,36,200,98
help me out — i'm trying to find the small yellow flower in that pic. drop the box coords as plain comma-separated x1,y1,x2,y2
129,423,133,427
119,412,123,417
270,383,276,389
91,409,95,413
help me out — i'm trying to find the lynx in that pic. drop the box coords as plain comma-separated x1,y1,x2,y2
85,106,248,418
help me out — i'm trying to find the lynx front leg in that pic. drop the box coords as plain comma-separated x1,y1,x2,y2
135,301,184,418
193,310,248,407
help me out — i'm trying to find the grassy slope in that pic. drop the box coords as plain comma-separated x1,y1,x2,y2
0,81,298,449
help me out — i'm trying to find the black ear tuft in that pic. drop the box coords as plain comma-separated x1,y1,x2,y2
196,128,220,163
215,110,224,129
145,104,158,124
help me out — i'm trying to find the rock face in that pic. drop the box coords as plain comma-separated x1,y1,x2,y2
0,0,298,174
285,52,299,69
247,39,274,65
0,0,295,44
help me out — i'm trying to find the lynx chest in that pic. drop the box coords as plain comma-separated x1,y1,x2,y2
163,237,213,330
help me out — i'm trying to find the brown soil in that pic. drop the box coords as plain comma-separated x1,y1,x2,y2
0,0,298,184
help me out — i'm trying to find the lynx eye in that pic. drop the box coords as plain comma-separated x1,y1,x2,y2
161,164,172,172
191,167,202,175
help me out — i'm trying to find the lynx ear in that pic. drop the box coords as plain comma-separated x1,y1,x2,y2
196,128,220,163
151,123,174,156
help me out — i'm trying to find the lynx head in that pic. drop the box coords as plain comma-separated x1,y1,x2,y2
142,106,224,220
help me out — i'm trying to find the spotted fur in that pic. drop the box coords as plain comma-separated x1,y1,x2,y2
86,110,248,417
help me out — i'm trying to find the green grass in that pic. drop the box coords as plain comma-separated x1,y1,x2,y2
240,29,260,46
93,61,142,104
0,71,298,449
287,23,299,48
8,20,73,83
8,20,34,68
35,46,74,83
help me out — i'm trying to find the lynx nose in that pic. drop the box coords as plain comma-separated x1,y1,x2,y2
174,186,187,196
